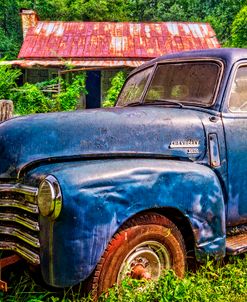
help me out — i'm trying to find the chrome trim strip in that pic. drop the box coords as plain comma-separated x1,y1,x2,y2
0,226,40,248
0,199,38,213
0,184,38,198
0,241,40,264
0,213,39,231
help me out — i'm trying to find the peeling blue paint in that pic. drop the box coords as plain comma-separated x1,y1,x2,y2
0,107,207,179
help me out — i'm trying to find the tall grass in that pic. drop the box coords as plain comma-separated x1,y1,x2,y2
1,255,246,302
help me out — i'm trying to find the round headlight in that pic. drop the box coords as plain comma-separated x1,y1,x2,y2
38,175,62,219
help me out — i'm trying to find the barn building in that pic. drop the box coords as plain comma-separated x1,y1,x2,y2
7,9,220,108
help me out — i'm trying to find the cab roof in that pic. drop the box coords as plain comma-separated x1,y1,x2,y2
133,48,247,73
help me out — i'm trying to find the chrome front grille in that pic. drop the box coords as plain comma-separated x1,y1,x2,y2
0,184,40,264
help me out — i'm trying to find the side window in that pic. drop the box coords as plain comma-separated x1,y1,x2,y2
229,66,247,112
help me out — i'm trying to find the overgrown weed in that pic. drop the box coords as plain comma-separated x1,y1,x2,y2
1,255,246,302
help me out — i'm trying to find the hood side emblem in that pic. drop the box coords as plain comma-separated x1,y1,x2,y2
169,140,200,149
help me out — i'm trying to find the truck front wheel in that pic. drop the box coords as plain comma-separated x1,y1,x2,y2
90,214,186,298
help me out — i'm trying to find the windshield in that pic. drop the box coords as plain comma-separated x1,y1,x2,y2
116,67,152,106
145,62,221,106
117,61,221,107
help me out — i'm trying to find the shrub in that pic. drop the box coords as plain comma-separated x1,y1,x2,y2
56,73,87,111
103,71,127,107
12,73,87,115
230,5,247,48
0,62,22,100
12,83,57,115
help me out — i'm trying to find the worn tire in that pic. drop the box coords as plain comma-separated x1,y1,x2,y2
90,213,186,298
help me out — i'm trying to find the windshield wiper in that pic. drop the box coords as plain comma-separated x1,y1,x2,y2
122,99,184,108
123,101,142,107
150,99,184,108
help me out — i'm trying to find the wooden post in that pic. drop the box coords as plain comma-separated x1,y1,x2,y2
0,100,14,122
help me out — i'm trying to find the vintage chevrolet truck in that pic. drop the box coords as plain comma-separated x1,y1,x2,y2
0,48,247,297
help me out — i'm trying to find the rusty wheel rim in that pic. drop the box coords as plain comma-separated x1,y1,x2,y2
117,240,171,283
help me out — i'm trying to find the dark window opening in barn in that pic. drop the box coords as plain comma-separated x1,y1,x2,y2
25,69,50,83
86,71,101,109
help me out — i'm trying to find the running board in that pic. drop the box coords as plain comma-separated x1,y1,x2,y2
226,232,247,255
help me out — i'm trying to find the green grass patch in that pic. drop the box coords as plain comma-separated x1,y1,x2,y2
1,255,246,302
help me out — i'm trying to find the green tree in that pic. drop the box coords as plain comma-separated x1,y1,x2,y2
205,0,246,45
127,0,206,22
33,0,71,20
0,0,22,58
0,63,22,99
126,0,246,45
230,5,247,47
69,0,129,21
22,0,129,21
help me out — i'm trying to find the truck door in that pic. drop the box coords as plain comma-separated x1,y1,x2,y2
222,64,247,226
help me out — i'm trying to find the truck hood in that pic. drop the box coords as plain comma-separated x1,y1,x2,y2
0,107,207,179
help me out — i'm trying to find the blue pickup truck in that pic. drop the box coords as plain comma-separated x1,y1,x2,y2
0,48,246,297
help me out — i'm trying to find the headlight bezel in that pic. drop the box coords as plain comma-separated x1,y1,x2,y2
37,175,62,219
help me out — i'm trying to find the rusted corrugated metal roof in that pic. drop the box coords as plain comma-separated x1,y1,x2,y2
18,21,220,60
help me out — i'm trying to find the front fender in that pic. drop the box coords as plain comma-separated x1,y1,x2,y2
27,159,225,287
